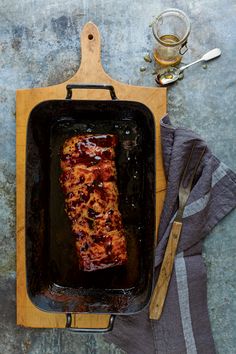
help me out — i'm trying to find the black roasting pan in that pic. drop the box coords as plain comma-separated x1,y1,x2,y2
25,84,156,328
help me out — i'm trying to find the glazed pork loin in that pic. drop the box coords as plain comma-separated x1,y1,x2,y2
60,134,127,272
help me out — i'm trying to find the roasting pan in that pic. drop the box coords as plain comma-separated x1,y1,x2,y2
26,84,156,324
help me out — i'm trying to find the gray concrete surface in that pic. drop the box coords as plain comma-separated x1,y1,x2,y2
0,0,235,353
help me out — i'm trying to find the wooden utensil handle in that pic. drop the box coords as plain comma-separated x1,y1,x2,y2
149,221,183,320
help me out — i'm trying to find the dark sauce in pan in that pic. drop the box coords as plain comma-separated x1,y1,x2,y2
49,119,144,290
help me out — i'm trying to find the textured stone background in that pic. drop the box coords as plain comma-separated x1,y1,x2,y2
0,0,236,353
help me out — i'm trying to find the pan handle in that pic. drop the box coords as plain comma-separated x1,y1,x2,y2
65,313,115,333
66,84,118,100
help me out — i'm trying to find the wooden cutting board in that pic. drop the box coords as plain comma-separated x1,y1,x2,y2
16,22,167,329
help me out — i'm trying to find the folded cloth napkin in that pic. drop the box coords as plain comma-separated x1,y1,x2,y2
104,115,236,354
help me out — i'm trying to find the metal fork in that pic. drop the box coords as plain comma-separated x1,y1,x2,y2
149,143,206,320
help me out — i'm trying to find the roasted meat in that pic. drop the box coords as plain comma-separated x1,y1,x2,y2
60,134,127,271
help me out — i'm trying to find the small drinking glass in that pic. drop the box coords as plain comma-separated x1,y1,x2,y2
152,9,191,67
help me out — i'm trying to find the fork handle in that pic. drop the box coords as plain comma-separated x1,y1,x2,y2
149,221,183,320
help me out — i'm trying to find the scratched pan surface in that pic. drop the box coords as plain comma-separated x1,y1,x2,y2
26,98,156,314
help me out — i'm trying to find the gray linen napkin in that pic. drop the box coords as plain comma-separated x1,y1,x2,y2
104,115,236,354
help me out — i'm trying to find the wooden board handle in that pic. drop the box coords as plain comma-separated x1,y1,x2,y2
149,221,182,320
77,22,105,79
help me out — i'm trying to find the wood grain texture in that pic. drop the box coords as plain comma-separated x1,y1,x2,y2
16,22,167,328
149,221,183,320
